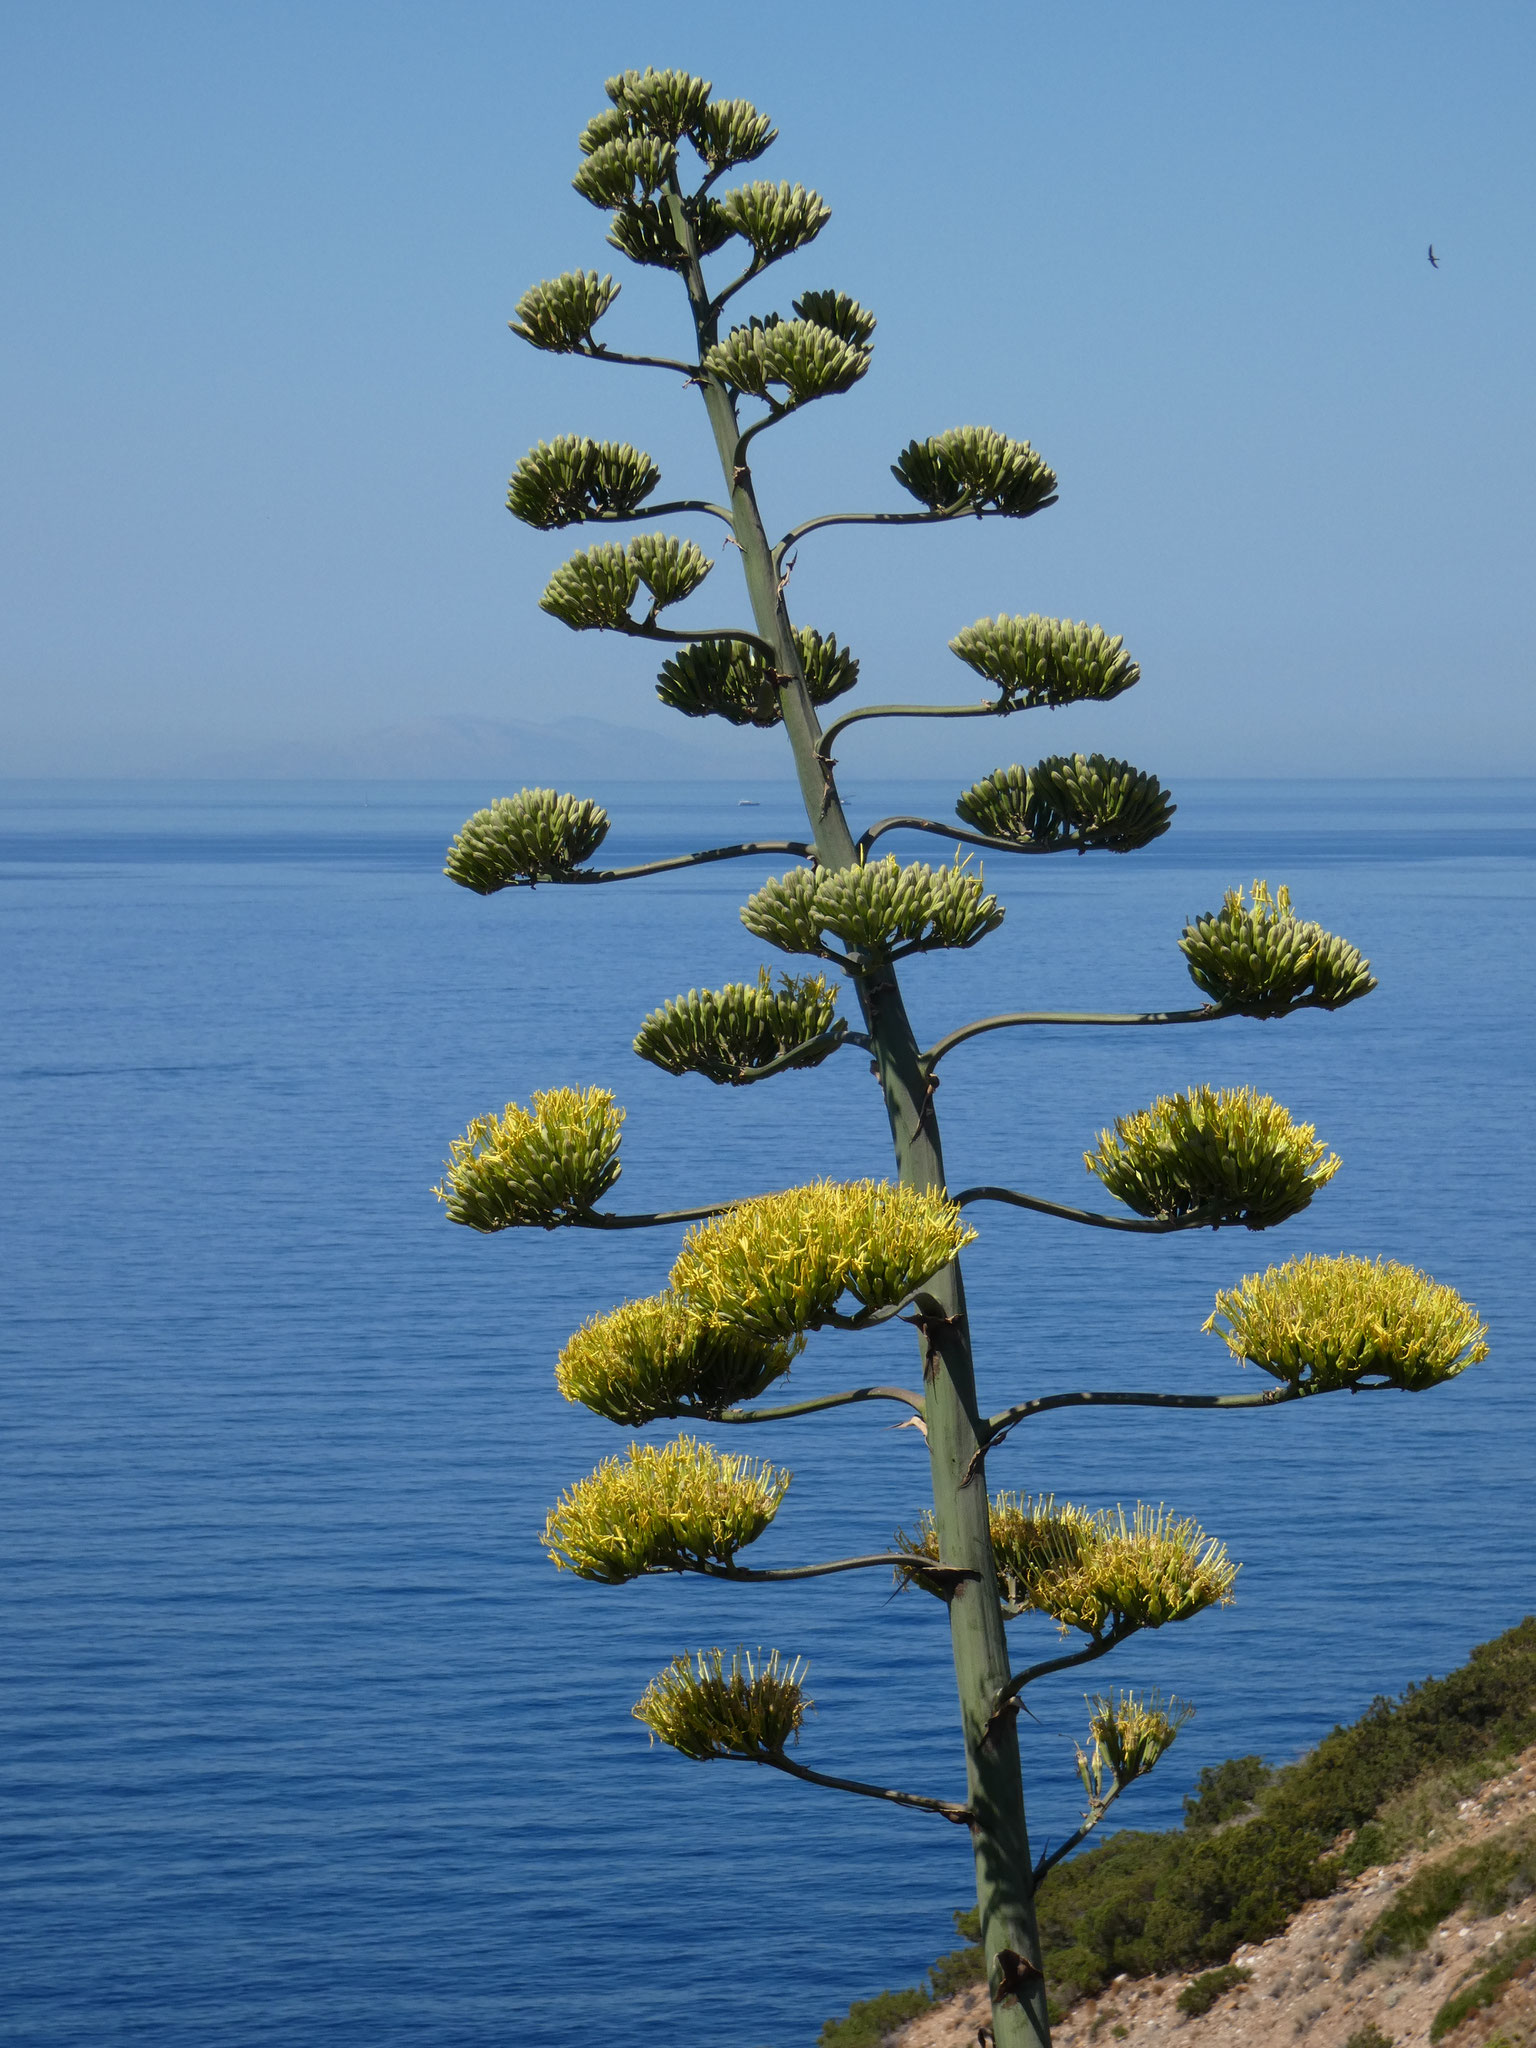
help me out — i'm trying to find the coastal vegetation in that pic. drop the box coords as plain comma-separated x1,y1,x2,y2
819,1618,1536,2041
435,64,1489,2046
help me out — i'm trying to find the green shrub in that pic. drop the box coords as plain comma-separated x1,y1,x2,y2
1355,1822,1536,1960
1344,2025,1394,2048
1343,1760,1490,1876
1016,1619,1536,2005
1431,1928,1536,2041
928,1940,986,1999
1183,1755,1273,1831
816,1912,986,2044
816,1985,931,2046
1176,1964,1252,2016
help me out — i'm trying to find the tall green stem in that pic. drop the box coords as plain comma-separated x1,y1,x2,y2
664,191,1051,2048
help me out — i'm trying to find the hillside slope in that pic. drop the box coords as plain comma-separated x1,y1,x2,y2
897,1743,1536,2048
820,1620,1536,2048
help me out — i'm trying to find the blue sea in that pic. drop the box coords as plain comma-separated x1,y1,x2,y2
3,778,1533,2048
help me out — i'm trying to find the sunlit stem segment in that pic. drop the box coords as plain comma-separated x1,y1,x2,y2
923,996,1339,1067
717,1385,926,1424
574,1203,730,1231
726,1749,972,1823
662,179,1054,2048
953,1186,1221,1234
777,503,986,555
581,343,700,376
614,619,777,656
818,698,1014,765
987,1625,1140,1740
924,1006,1231,1063
977,1380,1384,1465
579,497,736,526
985,1385,1306,1438
560,839,813,885
1032,1780,1128,1885
699,1551,956,1583
857,817,1108,859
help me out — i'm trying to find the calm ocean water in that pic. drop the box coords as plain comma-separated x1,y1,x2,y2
2,776,1533,2048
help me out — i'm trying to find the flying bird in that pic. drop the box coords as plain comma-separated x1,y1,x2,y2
1428,244,1440,267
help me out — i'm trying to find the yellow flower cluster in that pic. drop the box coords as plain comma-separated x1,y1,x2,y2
671,1179,975,1339
1075,1689,1194,1808
556,1293,800,1425
899,1492,1237,1638
1086,1083,1340,1230
541,1436,790,1583
1205,1253,1488,1392
633,1647,809,1759
435,1085,623,1231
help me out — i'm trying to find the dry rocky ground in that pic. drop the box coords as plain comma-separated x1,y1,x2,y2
891,1747,1536,2048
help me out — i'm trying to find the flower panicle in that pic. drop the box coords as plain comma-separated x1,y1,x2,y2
634,1646,810,1759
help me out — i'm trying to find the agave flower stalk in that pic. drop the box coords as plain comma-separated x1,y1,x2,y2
432,65,1489,2048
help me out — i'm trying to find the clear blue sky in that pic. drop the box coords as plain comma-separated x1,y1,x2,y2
3,1,1532,777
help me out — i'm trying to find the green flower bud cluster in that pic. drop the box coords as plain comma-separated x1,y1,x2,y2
741,855,1005,961
444,788,609,893
578,107,631,157
1181,880,1377,1012
506,436,661,530
956,756,1175,853
893,426,1058,520
542,1435,790,1582
1076,1690,1193,1808
671,1179,976,1340
556,1291,802,1424
559,79,837,294
1085,1084,1341,1230
715,179,831,263
627,531,714,609
509,270,622,353
572,134,677,210
607,194,732,271
603,67,714,142
567,74,784,275
703,315,869,408
585,70,775,175
435,1085,623,1231
740,865,820,952
949,614,1140,710
540,535,713,631
634,968,841,1085
899,1493,1237,1635
792,289,876,346
691,99,778,174
1205,1252,1488,1393
656,626,859,727
634,1647,809,1760
540,540,637,629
